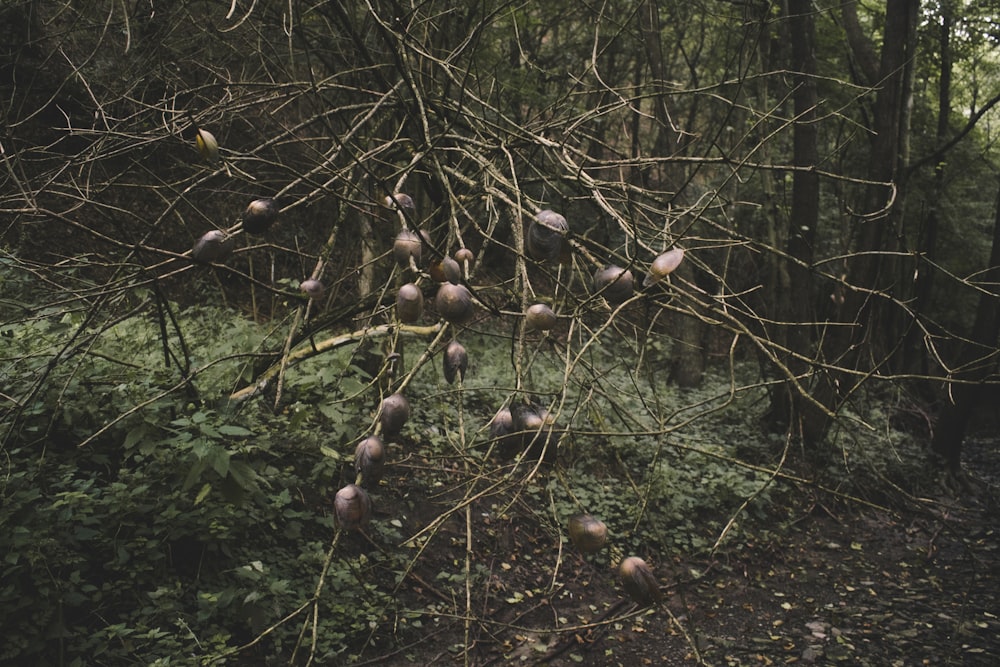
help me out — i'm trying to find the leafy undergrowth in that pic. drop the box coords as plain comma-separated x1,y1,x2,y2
2,298,998,666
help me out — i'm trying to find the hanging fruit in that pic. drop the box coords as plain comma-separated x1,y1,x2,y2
593,265,634,304
527,210,569,262
396,283,424,323
435,283,474,325
489,407,514,440
354,436,386,487
194,127,219,163
242,198,279,234
393,229,423,267
429,256,462,284
300,279,325,301
191,230,235,264
525,303,557,331
334,483,372,531
379,393,410,437
510,402,557,462
643,248,685,287
442,340,468,384
384,192,415,213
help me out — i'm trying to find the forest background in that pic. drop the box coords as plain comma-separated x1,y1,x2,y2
2,0,999,665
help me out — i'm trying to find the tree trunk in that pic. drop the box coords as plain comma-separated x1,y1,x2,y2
809,0,918,441
932,180,1000,472
905,1,952,376
767,0,821,438
638,0,706,387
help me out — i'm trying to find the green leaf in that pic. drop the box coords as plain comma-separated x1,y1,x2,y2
319,445,341,460
207,446,231,477
218,424,253,437
194,483,212,506
227,460,258,491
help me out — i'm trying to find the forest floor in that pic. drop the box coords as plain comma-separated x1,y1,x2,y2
352,437,1000,667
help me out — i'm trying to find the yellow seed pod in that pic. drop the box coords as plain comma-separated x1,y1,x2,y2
195,128,219,163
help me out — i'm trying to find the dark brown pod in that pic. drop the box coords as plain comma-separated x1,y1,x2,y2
619,556,662,606
300,279,325,300
512,404,544,432
435,283,474,324
643,248,685,287
593,265,634,304
489,407,514,439
443,340,468,384
243,198,279,234
384,192,415,213
396,283,424,323
334,483,372,531
379,393,410,436
527,210,568,262
354,436,386,487
428,256,461,284
525,303,557,331
439,257,462,284
510,403,557,462
488,407,518,458
191,230,235,264
393,229,423,267
568,514,608,553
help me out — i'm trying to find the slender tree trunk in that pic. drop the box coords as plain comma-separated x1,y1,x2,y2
906,1,953,375
767,0,821,438
639,0,706,387
808,0,918,441
932,181,1000,473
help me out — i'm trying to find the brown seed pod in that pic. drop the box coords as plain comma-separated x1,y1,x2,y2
440,257,462,284
393,229,423,267
443,340,468,384
435,283,474,325
489,407,514,440
619,556,662,606
510,403,557,462
354,436,385,487
428,256,461,284
191,230,235,264
527,210,569,262
334,483,372,531
568,514,608,553
593,265,634,304
242,198,279,234
384,192,415,212
396,283,424,323
488,406,520,458
643,248,685,287
379,393,410,436
525,303,557,331
512,404,544,432
300,279,325,300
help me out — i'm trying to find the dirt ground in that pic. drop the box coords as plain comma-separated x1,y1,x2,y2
350,441,1000,667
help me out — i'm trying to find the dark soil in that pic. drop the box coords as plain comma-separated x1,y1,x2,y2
349,440,1000,667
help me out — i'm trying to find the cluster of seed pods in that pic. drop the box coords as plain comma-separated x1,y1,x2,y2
189,180,680,604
